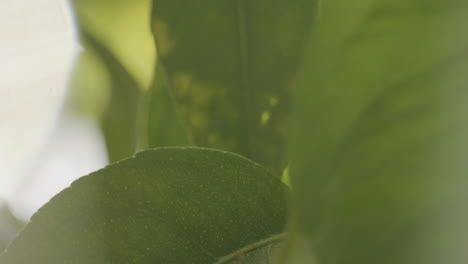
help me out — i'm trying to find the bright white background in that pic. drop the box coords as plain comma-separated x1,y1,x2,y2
0,0,107,220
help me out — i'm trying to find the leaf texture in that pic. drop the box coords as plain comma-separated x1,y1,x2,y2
1,148,288,263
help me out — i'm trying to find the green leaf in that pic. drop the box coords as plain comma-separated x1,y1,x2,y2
288,1,468,264
68,47,111,119
83,32,142,162
71,0,155,88
151,0,317,175
147,63,191,148
275,232,316,264
70,0,153,162
1,148,288,263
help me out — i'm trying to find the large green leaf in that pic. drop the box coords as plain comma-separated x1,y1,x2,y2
1,148,288,263
151,0,317,175
288,1,468,264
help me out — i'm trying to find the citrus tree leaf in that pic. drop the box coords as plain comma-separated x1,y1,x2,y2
68,46,111,119
276,239,316,264
147,63,191,148
288,1,468,264
70,0,154,162
151,0,317,175
81,32,143,162
71,0,155,88
1,148,288,263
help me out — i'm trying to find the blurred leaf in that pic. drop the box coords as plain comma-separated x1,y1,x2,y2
80,32,142,162
71,0,155,88
68,47,111,119
151,0,317,175
147,63,191,147
70,0,155,161
288,1,468,264
275,235,316,264
1,148,288,263
280,167,291,187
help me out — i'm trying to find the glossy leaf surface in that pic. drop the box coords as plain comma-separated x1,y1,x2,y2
1,148,288,263
289,1,468,264
151,0,316,175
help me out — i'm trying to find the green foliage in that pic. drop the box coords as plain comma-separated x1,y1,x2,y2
68,47,111,119
3,0,468,263
289,0,468,263
151,0,316,175
147,63,191,148
71,0,154,162
1,148,287,263
83,32,143,162
71,0,155,88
